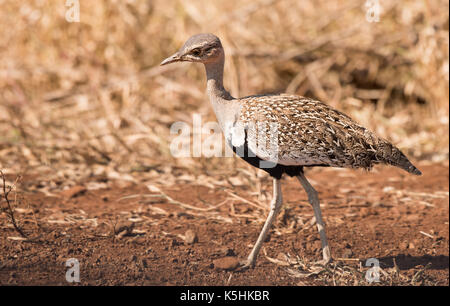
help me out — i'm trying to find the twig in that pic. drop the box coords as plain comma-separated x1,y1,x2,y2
147,185,230,212
335,258,361,262
0,171,27,238
411,263,432,285
419,231,434,239
225,190,267,211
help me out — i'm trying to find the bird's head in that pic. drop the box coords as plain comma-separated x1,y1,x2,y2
160,33,224,66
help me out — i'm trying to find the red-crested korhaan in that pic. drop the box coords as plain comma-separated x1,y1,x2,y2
161,33,421,269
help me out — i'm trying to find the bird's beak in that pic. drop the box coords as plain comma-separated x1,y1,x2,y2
160,52,183,66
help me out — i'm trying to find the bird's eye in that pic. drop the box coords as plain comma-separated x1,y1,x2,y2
191,49,202,56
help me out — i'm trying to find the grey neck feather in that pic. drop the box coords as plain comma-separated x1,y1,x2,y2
204,53,233,102
203,52,241,133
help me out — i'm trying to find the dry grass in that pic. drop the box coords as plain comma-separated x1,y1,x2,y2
265,252,437,286
0,0,448,188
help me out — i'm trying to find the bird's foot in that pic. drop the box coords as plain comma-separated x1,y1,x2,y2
312,256,333,267
237,258,256,271
313,246,332,266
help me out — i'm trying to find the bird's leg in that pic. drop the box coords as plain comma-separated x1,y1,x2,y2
240,178,282,269
296,173,332,264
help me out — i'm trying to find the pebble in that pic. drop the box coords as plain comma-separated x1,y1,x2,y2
115,221,134,236
216,247,235,257
184,230,198,245
213,257,240,271
342,248,353,258
61,185,86,199
399,241,408,250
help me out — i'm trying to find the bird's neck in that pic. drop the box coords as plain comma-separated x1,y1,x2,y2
205,55,233,102
204,55,241,134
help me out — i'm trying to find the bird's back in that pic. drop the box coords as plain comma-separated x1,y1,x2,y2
237,94,421,175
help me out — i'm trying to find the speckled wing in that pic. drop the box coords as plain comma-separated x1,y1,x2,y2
238,94,421,175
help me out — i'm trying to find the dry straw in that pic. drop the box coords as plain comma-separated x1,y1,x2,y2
0,0,448,187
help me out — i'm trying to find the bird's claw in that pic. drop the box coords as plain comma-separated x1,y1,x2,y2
312,257,333,267
237,259,255,271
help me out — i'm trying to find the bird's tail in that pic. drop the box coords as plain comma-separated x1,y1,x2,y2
376,140,422,175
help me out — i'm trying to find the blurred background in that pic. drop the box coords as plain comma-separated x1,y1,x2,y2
0,0,448,187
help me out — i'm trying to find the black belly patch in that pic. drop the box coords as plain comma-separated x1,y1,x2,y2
229,140,304,179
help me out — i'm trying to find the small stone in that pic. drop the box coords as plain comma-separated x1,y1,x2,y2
130,236,146,245
184,230,198,245
61,185,86,199
114,221,134,236
141,259,148,268
399,241,408,250
175,211,193,218
408,242,415,249
114,180,135,189
216,247,235,257
342,248,353,258
213,257,240,271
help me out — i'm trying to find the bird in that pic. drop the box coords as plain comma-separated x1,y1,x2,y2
160,33,421,269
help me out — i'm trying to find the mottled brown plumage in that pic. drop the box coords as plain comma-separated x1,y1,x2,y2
238,94,421,175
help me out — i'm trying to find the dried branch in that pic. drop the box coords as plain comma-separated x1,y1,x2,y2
0,170,27,238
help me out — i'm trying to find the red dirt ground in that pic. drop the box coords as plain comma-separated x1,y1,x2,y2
0,162,448,285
